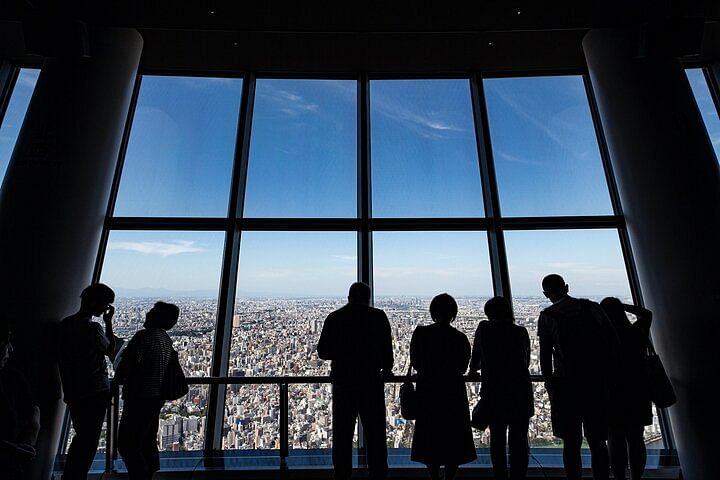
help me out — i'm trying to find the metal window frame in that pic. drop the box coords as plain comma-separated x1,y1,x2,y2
81,68,674,469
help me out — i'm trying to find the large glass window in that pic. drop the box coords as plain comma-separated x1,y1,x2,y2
484,76,613,216
371,80,485,217
0,68,39,183
686,68,720,161
90,72,663,463
244,80,357,218
114,76,243,217
101,230,225,376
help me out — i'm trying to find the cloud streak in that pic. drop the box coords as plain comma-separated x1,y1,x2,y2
108,240,206,257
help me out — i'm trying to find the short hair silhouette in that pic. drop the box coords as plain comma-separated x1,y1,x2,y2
144,302,180,330
484,296,513,322
348,282,371,304
600,297,630,328
430,293,458,324
80,283,115,304
542,274,567,295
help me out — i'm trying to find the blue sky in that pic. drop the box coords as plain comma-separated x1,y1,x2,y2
0,69,38,183
4,72,717,297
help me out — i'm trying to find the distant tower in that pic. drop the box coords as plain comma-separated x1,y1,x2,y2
233,314,241,328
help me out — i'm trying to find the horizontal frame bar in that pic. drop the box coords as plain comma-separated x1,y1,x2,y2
107,215,621,232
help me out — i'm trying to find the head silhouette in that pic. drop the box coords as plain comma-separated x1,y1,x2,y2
80,283,115,317
0,315,12,369
348,282,371,306
600,297,630,329
144,301,180,330
430,293,458,325
542,274,568,303
484,296,514,323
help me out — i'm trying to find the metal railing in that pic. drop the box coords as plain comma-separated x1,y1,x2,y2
103,374,546,473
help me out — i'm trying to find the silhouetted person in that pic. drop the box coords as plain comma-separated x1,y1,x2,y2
0,315,41,479
58,283,118,480
317,282,393,480
470,296,532,480
114,302,179,480
538,274,618,480
600,298,653,480
410,293,476,480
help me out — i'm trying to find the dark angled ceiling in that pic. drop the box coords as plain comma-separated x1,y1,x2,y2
1,0,719,73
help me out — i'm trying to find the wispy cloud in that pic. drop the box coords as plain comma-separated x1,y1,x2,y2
545,261,625,276
259,85,320,117
331,255,356,261
108,240,206,257
372,94,464,139
495,150,544,167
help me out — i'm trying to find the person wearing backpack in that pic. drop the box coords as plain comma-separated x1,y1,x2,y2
113,302,182,480
538,274,619,480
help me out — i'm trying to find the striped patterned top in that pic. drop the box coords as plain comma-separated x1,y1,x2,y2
119,328,174,399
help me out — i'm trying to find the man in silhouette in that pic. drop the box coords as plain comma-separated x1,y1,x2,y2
538,274,618,480
58,283,119,480
0,315,41,479
318,282,393,480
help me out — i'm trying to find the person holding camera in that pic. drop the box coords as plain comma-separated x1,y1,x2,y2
57,283,119,480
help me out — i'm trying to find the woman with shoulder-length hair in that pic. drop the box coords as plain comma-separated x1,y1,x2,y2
470,296,533,480
114,301,180,480
410,293,476,480
600,297,653,480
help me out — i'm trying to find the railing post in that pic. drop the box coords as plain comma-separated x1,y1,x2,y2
105,390,120,473
280,382,289,470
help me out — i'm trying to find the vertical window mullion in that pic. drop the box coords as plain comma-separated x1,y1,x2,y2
93,74,143,283
358,74,373,291
205,73,257,452
703,65,720,125
0,62,19,129
470,74,512,300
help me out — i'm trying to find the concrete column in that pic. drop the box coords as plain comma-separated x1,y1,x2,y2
584,28,720,479
0,28,142,479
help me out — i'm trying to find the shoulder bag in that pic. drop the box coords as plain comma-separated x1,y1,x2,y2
160,348,189,401
400,364,418,420
645,341,676,408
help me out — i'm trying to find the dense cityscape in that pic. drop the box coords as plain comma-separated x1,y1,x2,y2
71,296,663,454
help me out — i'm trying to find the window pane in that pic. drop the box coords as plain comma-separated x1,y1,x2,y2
222,384,280,450
101,230,225,377
686,68,720,161
484,76,613,216
1,68,39,183
505,229,631,375
373,231,493,374
371,80,484,217
158,385,209,451
244,80,357,218
114,76,242,217
226,232,356,450
230,231,356,368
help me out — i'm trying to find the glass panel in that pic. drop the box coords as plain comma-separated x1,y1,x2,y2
1,68,39,182
230,232,356,377
222,384,280,449
288,383,336,449
386,383,413,448
373,232,493,374
686,68,720,161
114,76,242,217
370,80,484,218
505,229,632,375
484,76,613,216
159,385,209,451
101,230,225,376
244,79,357,218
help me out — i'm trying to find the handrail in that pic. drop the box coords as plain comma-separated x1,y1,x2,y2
104,374,548,473
183,374,547,384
